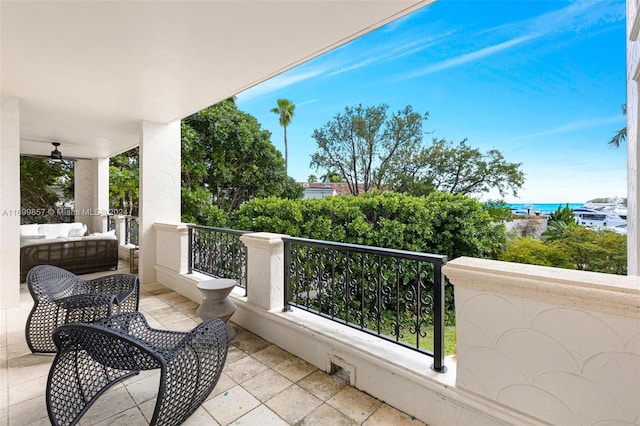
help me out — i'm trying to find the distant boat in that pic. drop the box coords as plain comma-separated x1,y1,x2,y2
511,203,542,216
573,198,627,230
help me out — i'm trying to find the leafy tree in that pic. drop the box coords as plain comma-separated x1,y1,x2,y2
498,237,574,268
310,104,427,195
387,138,525,198
20,157,73,221
483,199,513,222
320,169,344,183
557,227,626,274
270,98,295,174
608,103,626,148
308,175,318,183
182,99,303,222
109,147,139,215
541,203,577,241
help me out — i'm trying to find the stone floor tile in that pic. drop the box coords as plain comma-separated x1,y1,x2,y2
88,406,148,426
137,397,156,423
252,344,292,367
8,396,49,426
225,345,248,364
224,354,268,384
7,373,46,406
242,368,293,402
161,316,199,332
231,404,289,426
327,386,382,424
79,386,137,425
265,384,322,425
124,371,159,405
7,354,52,385
208,372,237,399
232,328,271,354
182,405,221,426
363,403,427,425
273,356,317,382
202,384,261,425
297,369,349,401
298,403,359,426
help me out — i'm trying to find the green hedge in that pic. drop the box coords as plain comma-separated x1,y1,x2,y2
231,191,504,261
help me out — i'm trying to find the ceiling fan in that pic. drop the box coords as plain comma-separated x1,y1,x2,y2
23,141,92,161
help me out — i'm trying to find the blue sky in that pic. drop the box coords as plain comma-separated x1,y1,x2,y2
236,0,626,204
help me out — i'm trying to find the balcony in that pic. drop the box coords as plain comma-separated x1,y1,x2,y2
1,261,426,425
3,224,639,425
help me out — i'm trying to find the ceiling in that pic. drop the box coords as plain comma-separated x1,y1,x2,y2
1,0,433,160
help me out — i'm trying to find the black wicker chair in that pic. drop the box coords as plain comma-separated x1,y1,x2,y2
25,265,139,353
47,312,229,426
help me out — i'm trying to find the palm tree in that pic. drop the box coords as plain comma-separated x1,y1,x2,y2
609,103,627,148
270,98,295,173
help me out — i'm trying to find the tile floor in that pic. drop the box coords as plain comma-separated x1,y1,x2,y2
0,262,427,425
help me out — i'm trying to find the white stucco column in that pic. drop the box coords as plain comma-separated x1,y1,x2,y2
628,1,640,275
239,232,286,311
139,120,181,284
0,96,21,308
74,158,109,233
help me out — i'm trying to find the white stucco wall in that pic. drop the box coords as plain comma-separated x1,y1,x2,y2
628,0,640,275
0,96,21,307
445,257,640,425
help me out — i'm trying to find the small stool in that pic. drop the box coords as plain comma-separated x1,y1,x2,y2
129,246,139,274
197,278,237,339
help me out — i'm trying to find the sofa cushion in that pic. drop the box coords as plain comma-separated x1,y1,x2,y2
38,224,70,239
20,224,40,236
68,224,87,237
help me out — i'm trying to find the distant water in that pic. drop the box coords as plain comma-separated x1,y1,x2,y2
507,203,583,216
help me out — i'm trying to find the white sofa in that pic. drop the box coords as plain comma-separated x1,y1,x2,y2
19,222,118,282
20,222,88,242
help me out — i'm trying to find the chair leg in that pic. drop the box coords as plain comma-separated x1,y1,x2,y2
47,349,139,426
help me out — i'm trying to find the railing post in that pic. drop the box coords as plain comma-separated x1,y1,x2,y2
124,216,130,245
187,226,193,274
283,238,292,312
431,259,447,373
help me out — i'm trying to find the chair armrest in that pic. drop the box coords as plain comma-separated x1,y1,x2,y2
55,293,117,311
83,274,139,304
181,318,230,355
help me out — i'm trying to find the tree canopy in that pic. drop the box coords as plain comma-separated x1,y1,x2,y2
182,98,302,224
310,103,524,198
110,147,139,216
310,104,426,195
270,98,295,174
20,157,73,221
387,138,525,197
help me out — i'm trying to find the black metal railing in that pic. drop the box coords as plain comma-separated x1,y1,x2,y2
107,215,116,231
283,237,447,373
187,225,248,292
125,216,139,246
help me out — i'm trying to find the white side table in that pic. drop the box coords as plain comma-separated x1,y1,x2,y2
196,278,237,339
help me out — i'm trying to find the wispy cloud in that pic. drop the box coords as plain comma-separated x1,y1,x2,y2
237,69,324,101
401,0,624,78
404,34,535,78
512,115,626,141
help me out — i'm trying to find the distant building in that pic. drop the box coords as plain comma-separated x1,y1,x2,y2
300,180,371,199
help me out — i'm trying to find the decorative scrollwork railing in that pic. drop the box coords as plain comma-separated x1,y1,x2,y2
124,216,139,246
187,225,248,292
283,236,447,373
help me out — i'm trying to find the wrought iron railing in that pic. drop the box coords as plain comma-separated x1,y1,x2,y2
187,225,248,292
125,216,139,246
107,215,116,231
283,236,447,372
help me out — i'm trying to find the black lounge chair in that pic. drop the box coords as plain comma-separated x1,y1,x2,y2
25,264,139,353
47,311,229,426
